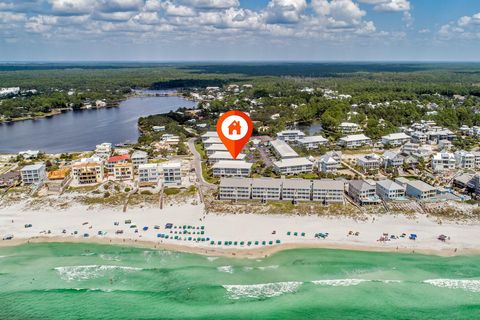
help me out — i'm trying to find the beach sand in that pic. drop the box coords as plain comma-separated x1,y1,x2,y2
1,201,480,258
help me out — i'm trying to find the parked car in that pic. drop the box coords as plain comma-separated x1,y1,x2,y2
24,224,32,228
2,234,13,240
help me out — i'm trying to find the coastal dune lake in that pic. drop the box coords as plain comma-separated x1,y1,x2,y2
1,243,480,319
0,93,195,153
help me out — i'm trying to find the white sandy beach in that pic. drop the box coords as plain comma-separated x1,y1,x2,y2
1,201,480,258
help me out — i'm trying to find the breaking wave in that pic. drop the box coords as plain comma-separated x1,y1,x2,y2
424,279,480,293
54,265,142,281
223,281,302,300
217,265,234,274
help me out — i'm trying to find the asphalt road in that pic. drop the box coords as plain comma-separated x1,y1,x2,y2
187,138,215,188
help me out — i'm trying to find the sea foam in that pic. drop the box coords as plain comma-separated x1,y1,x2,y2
54,265,141,281
424,279,480,293
223,281,302,300
217,265,234,274
312,279,369,287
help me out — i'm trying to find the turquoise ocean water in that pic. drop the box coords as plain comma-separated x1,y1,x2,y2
1,243,480,319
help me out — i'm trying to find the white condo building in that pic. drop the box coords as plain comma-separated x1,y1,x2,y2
277,130,305,142
212,161,252,177
273,157,313,175
337,134,372,148
381,132,411,146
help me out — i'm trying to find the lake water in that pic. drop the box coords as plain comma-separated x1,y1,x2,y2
1,243,480,319
0,93,195,153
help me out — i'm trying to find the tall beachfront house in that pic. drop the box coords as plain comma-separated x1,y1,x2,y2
375,179,406,201
20,163,46,185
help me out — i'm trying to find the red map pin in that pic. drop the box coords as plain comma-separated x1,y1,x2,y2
216,110,253,159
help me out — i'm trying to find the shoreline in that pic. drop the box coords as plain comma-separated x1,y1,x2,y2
1,200,480,260
0,236,478,258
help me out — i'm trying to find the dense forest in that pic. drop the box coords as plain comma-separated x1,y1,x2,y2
2,63,480,135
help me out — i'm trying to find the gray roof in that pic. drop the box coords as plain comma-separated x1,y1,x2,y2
349,180,375,191
212,160,252,169
270,139,298,158
21,163,44,171
274,157,312,168
251,178,282,189
282,179,312,189
219,177,251,188
376,179,405,191
406,179,436,192
312,179,344,190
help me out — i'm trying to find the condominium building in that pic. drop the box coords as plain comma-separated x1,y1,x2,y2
138,163,159,186
337,134,372,148
203,137,223,148
312,179,344,204
212,160,252,177
270,139,299,159
208,151,246,163
205,143,228,156
281,179,312,201
218,177,251,200
131,150,148,169
159,161,182,186
296,136,328,150
381,132,411,146
201,131,219,141
71,160,104,185
251,178,282,201
376,179,406,200
20,163,46,185
276,129,305,142
106,154,130,173
113,163,134,181
273,157,313,175
338,122,362,134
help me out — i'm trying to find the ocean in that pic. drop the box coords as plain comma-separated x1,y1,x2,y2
1,243,480,319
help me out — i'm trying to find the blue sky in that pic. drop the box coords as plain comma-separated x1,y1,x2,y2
1,0,480,61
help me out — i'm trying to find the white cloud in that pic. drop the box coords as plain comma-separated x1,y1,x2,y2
0,11,27,23
50,0,95,15
162,1,196,17
265,0,307,24
312,0,366,26
358,0,410,12
180,0,239,10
